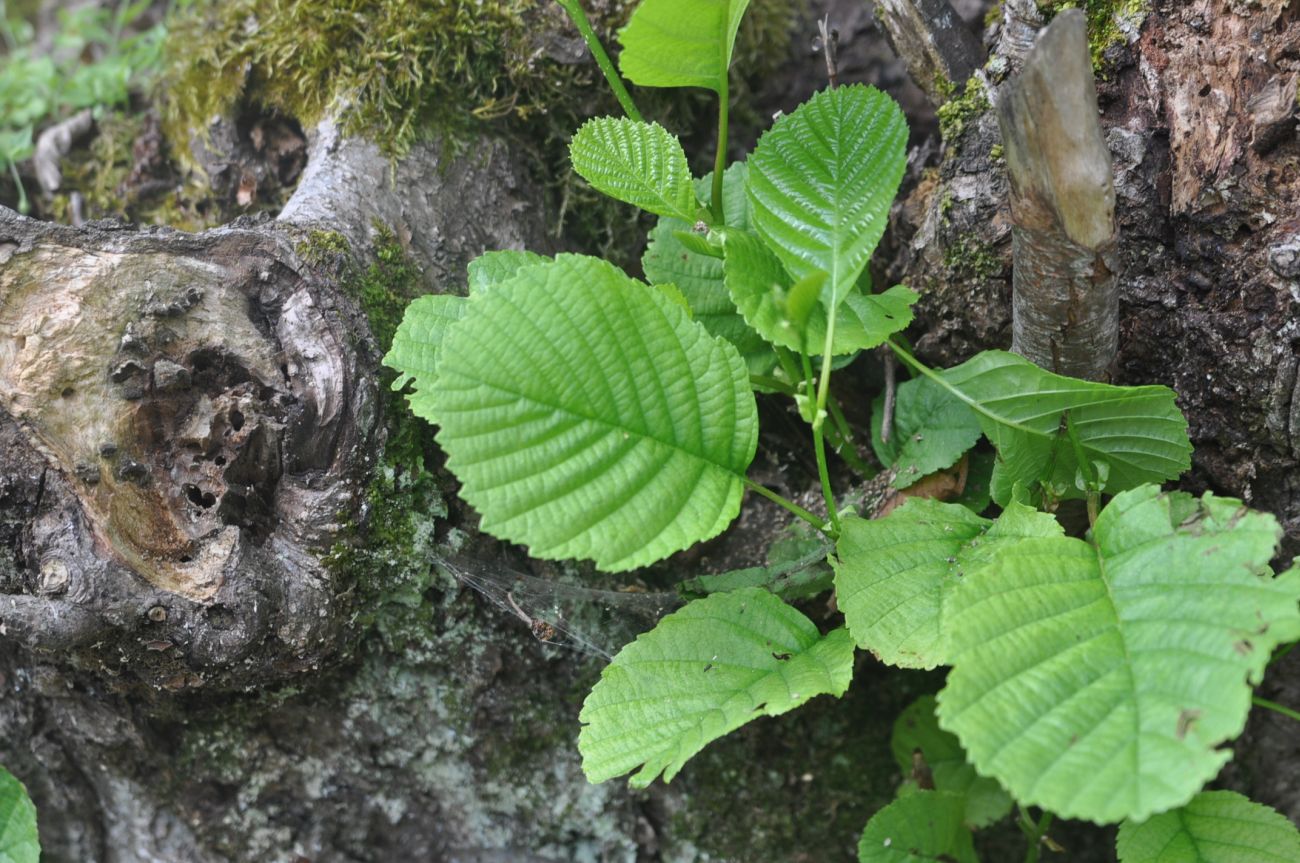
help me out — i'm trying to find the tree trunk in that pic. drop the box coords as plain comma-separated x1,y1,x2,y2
882,0,1300,825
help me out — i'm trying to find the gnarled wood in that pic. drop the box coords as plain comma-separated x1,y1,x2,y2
874,0,986,103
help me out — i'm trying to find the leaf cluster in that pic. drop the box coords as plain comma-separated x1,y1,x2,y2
383,1,1300,858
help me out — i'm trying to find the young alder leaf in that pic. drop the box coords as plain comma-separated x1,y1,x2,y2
1116,790,1300,862
747,84,908,309
857,790,979,863
938,485,1300,824
617,0,753,94
431,254,758,572
643,163,775,375
384,294,466,410
871,376,983,489
0,766,39,863
723,229,916,355
570,116,698,221
832,498,1061,669
939,350,1192,504
467,249,550,292
891,695,1013,829
579,587,854,786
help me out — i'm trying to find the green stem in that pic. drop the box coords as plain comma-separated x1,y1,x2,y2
711,72,729,222
1254,695,1300,723
826,396,873,478
1020,807,1054,863
743,478,829,534
888,339,1039,437
7,159,28,215
555,0,644,123
813,321,841,533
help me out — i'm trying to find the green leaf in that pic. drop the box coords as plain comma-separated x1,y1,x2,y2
858,790,980,863
747,85,908,308
0,766,39,863
833,499,1061,669
467,249,550,292
938,486,1300,823
383,294,466,418
617,0,753,94
1116,790,1300,862
723,229,915,355
677,530,832,601
431,254,758,571
891,695,1013,829
952,449,995,514
579,587,854,786
937,350,1192,504
872,376,983,489
643,163,775,374
570,116,698,221
0,127,33,163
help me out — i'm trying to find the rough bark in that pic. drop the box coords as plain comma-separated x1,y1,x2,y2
884,0,1300,830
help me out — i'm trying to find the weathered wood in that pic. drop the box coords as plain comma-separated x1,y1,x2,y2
874,0,985,103
997,9,1118,380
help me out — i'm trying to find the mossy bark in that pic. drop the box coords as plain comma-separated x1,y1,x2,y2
885,0,1300,846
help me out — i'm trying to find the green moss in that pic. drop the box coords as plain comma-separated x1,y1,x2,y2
944,234,1005,280
936,76,990,144
989,143,1004,161
299,227,450,649
1036,0,1149,68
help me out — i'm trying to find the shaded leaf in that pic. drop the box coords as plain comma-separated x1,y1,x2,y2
858,790,979,863
1116,790,1300,862
891,695,1013,829
938,351,1192,504
580,588,854,785
872,376,983,489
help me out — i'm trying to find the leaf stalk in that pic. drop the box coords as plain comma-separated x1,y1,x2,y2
555,0,644,123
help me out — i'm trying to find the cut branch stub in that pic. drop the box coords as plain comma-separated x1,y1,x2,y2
874,0,985,104
996,9,1118,381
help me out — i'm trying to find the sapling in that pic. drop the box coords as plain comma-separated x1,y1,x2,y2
386,1,1300,858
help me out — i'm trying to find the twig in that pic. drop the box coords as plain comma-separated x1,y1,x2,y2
817,16,840,88
880,349,898,445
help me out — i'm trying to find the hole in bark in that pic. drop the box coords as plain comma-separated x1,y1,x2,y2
214,455,227,466
230,410,245,432
61,387,74,398
184,483,217,509
1199,84,1211,97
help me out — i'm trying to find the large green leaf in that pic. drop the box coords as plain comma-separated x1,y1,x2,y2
938,351,1192,504
722,229,915,355
643,163,774,374
892,696,1012,829
938,486,1300,823
833,499,1060,669
385,251,552,415
0,766,38,863
858,791,979,863
617,0,752,93
430,254,758,571
579,587,854,786
871,376,983,489
1117,790,1300,862
467,249,550,292
570,117,698,221
747,85,908,308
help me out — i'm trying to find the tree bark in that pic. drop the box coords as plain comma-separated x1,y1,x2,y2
884,0,1300,826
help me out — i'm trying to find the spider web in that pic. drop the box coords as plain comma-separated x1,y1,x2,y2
435,555,680,661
